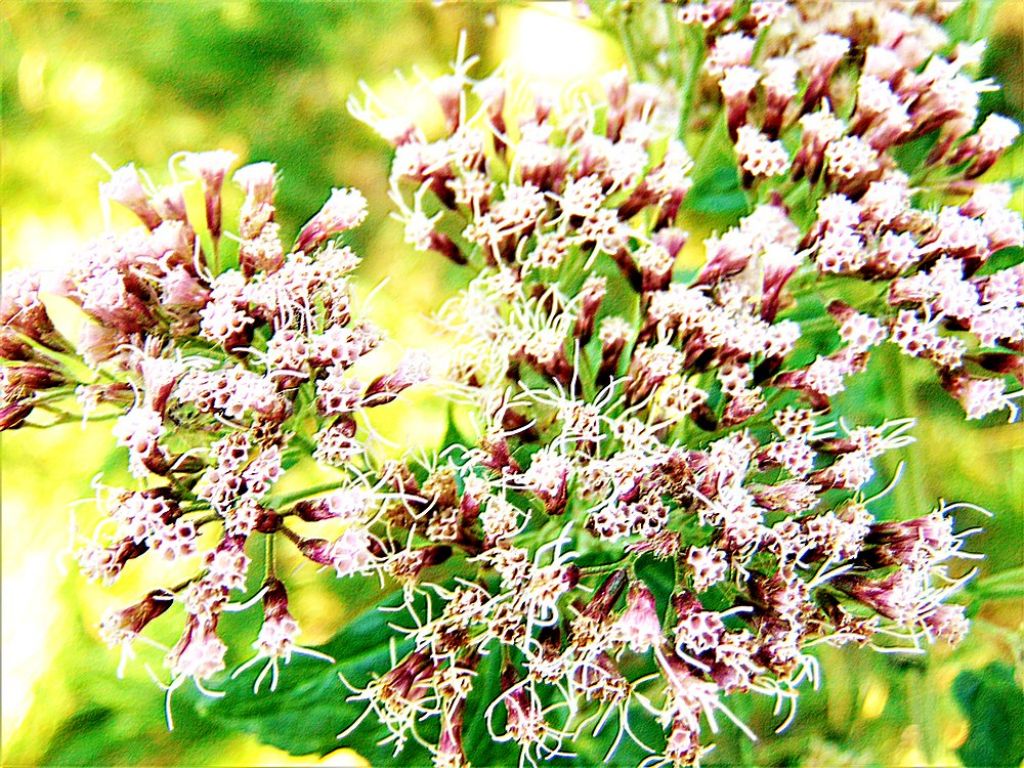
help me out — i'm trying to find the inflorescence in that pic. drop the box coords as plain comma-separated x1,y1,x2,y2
2,1,1022,766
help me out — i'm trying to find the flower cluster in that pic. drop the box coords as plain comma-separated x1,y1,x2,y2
2,3,1021,767
1,152,428,721
342,19,1019,764
664,0,1024,422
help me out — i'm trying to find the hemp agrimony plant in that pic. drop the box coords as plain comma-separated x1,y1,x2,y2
2,1,1021,766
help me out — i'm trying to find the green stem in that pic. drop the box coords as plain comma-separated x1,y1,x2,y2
266,533,276,579
678,41,706,140
617,13,641,80
883,344,928,518
579,555,633,577
22,410,121,428
265,479,352,510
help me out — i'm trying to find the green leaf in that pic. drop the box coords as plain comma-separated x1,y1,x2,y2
13,330,96,383
969,566,1024,601
685,121,748,219
440,402,468,452
195,590,427,764
459,647,524,767
686,163,748,217
943,0,999,46
194,591,530,767
953,662,1024,767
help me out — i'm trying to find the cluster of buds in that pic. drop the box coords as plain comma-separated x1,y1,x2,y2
1,152,430,723
683,3,1021,192
659,0,1024,422
3,3,1020,767
343,22,1018,765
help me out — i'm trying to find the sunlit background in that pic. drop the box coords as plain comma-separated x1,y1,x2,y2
1,2,1021,766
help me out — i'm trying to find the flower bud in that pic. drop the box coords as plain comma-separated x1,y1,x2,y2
720,66,760,140
101,164,162,230
614,582,662,653
294,188,368,254
182,150,237,240
364,350,430,405
581,569,628,620
99,589,174,646
801,34,849,112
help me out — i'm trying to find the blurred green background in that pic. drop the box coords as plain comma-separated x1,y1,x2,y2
1,2,1021,766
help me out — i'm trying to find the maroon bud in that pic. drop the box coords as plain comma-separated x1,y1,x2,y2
582,569,628,619
294,188,367,254
480,435,520,474
182,150,238,241
671,590,704,620
152,185,190,223
381,651,434,703
364,351,429,405
6,364,65,391
101,589,174,639
597,321,629,383
296,536,334,567
392,545,453,581
111,536,150,568
432,75,463,135
101,165,163,231
574,276,607,344
428,230,467,265
234,162,277,207
294,500,335,523
160,267,210,309
261,578,291,622
436,699,467,766
0,401,33,431
475,78,507,156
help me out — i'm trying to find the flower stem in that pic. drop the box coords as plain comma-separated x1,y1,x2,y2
265,480,351,510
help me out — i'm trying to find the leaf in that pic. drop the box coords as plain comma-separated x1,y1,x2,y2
943,0,999,46
686,163,748,218
440,402,468,453
459,648,523,767
953,662,1024,767
194,589,530,767
195,590,428,764
13,330,96,383
968,566,1024,601
684,122,749,220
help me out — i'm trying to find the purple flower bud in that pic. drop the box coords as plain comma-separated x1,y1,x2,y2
0,401,33,431
152,185,189,223
801,34,849,112
364,350,430,405
5,363,65,392
167,614,227,682
233,162,278,207
100,164,162,230
720,66,759,140
436,699,467,767
182,150,238,240
160,266,210,309
294,188,368,254
761,243,802,321
99,589,173,646
574,276,606,343
390,545,453,582
614,582,662,653
381,651,435,704
581,569,628,620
